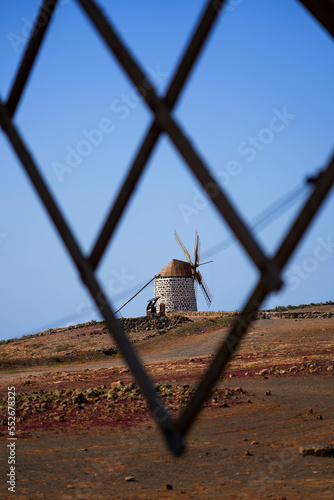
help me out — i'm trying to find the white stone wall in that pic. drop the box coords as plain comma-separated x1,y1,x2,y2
154,276,197,313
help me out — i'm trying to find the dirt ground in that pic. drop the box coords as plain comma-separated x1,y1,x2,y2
0,311,333,499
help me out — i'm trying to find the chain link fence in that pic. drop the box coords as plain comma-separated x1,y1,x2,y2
1,0,333,454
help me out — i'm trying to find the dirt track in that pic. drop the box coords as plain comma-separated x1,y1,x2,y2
2,315,333,379
0,315,333,499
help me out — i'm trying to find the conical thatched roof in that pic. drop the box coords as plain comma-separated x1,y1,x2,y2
156,259,192,278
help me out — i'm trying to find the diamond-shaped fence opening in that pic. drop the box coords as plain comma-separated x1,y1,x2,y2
1,0,334,455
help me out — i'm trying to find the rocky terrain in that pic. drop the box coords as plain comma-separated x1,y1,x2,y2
0,315,194,369
258,310,334,319
0,305,333,499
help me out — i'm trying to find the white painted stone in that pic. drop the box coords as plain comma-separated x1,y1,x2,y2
154,276,197,313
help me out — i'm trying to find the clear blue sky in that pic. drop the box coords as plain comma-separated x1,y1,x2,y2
1,0,334,340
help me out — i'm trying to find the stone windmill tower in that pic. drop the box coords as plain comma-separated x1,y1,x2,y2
154,230,213,313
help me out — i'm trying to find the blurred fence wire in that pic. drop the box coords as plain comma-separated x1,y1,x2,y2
1,0,334,454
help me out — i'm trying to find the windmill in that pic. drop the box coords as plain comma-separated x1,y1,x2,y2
174,230,213,308
153,230,213,313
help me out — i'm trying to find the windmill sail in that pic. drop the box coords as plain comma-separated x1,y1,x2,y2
194,230,200,268
174,229,213,308
174,230,192,265
196,269,213,307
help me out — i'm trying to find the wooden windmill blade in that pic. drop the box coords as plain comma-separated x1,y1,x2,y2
174,230,193,266
194,230,201,269
196,269,213,307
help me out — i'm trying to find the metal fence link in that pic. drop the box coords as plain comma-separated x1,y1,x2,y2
1,0,333,454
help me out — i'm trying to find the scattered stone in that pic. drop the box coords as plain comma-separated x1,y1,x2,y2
299,444,334,457
125,476,136,482
99,347,116,356
265,391,271,396
310,367,320,373
73,392,87,405
55,415,66,422
108,315,191,335
166,484,173,490
259,369,270,376
244,450,252,456
251,441,259,445
327,365,334,371
307,408,313,415
86,388,100,398
316,415,323,420
110,380,125,391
